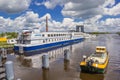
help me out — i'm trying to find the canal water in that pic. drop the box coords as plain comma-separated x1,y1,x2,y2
5,34,120,80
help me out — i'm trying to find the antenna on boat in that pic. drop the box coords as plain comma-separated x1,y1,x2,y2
46,16,48,32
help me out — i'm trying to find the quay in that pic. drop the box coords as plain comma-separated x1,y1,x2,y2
0,63,6,80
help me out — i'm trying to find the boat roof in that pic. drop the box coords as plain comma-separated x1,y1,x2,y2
96,46,107,53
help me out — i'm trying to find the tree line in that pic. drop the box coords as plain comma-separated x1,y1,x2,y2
0,32,18,39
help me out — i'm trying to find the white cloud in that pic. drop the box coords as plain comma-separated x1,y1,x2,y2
41,0,120,19
83,15,120,32
85,15,102,24
81,15,103,32
62,0,105,19
0,0,31,13
35,1,42,6
0,11,82,32
103,0,115,7
41,0,65,9
0,10,120,33
96,18,120,32
0,16,13,32
104,3,120,16
101,18,120,27
0,11,40,32
40,17,77,32
41,0,105,19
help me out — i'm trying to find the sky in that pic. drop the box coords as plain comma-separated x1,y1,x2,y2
0,0,120,32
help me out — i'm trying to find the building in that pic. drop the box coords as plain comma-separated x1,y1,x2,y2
76,25,84,33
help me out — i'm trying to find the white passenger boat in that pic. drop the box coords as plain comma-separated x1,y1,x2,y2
14,29,85,55
14,17,85,56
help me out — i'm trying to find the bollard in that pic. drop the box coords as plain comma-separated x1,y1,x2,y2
5,61,14,80
42,54,49,69
64,49,70,61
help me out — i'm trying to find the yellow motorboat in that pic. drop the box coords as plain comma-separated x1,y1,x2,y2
80,46,109,73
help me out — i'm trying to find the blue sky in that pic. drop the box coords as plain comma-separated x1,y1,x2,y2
0,0,120,32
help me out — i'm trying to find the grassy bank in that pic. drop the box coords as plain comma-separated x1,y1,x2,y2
0,42,14,48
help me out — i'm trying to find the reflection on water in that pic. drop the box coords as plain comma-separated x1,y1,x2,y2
42,69,49,80
17,45,72,68
64,60,70,72
80,73,104,80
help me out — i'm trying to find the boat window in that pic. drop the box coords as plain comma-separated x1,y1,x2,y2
22,40,31,44
97,48,105,50
43,40,45,43
91,53,104,57
48,34,50,37
42,34,44,37
51,34,53,37
11,40,14,42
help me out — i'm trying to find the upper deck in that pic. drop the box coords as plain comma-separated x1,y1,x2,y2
96,46,107,53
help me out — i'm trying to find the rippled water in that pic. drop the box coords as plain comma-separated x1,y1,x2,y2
5,34,120,80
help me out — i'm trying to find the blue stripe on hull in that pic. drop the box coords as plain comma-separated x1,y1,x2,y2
14,38,84,54
16,42,73,56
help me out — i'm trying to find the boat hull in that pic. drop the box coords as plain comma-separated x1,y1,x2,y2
80,66,105,73
80,54,109,74
14,38,84,56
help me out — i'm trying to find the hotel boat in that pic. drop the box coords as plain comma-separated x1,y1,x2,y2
14,29,86,56
80,46,109,73
14,17,87,56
